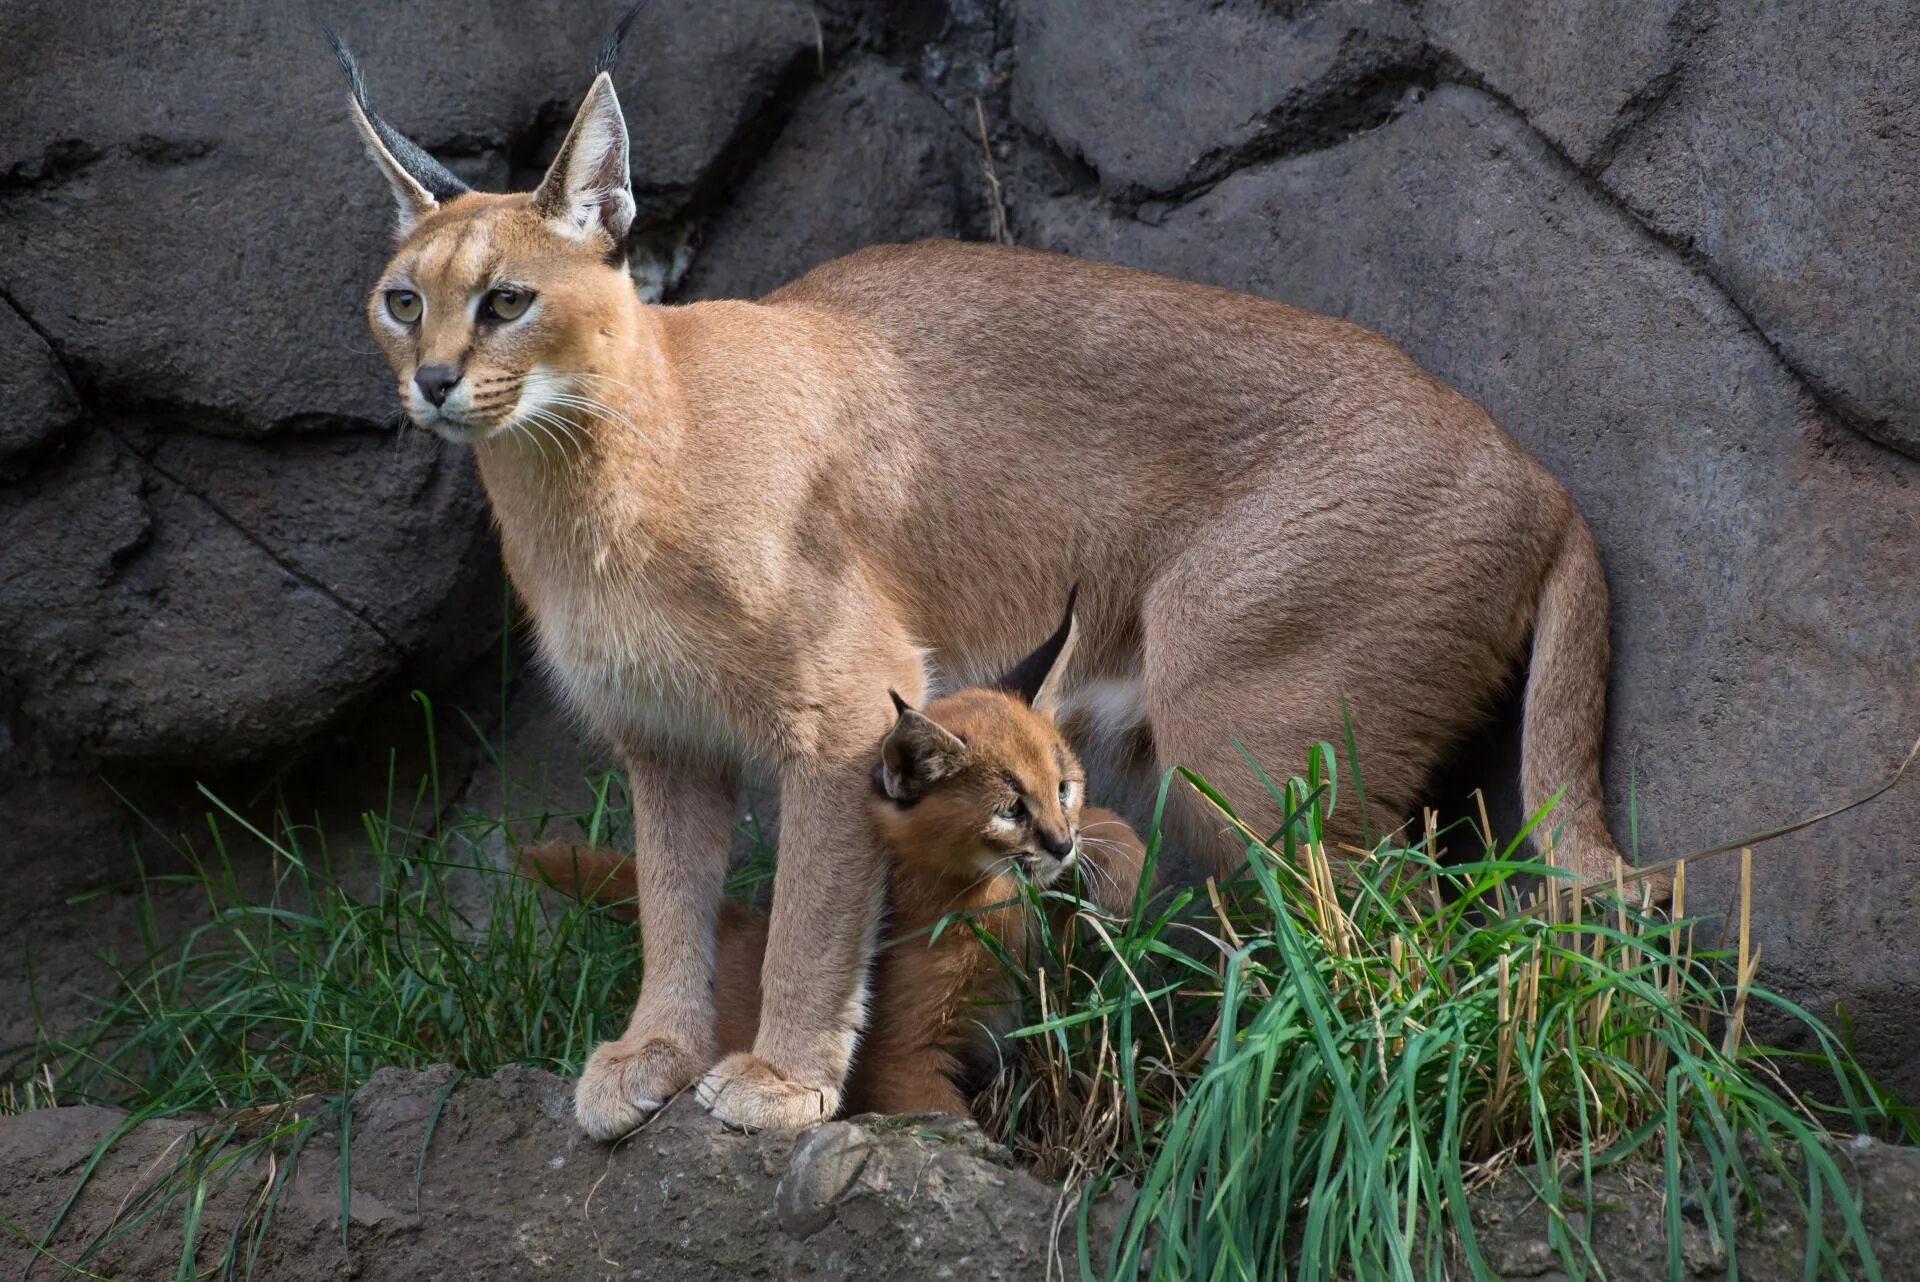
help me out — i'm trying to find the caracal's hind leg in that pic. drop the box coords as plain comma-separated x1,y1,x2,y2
1139,529,1524,882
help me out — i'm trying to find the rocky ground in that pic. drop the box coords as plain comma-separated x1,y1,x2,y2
2,1066,1917,1280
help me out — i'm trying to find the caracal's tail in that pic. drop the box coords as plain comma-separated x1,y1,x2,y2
1520,510,1665,898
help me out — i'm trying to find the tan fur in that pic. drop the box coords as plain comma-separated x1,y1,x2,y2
355,73,1636,1136
523,685,1145,1121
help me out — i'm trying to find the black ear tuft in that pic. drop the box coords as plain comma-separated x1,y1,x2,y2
321,22,470,204
889,689,912,717
994,584,1080,706
591,1,652,76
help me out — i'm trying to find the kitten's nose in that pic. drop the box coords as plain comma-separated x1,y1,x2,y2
414,363,460,407
1040,831,1074,861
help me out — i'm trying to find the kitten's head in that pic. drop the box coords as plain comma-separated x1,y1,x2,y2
327,17,643,446
872,590,1089,887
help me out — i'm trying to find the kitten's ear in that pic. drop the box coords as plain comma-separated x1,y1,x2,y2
879,692,967,802
322,26,468,238
531,72,636,248
995,585,1080,717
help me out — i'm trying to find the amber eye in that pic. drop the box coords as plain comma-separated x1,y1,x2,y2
481,287,533,322
386,290,421,324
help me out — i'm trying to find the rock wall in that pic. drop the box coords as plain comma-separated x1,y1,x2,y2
2,2,1915,1091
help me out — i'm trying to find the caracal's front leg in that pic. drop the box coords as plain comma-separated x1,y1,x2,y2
574,754,735,1140
698,752,886,1129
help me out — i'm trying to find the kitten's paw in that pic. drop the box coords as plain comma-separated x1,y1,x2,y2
574,1037,705,1140
696,1052,839,1131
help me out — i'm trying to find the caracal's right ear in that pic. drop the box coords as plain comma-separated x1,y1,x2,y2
879,691,967,803
322,25,469,239
530,72,636,250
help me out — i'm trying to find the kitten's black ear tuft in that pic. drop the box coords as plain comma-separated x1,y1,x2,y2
322,23,468,236
879,705,966,803
889,689,912,717
994,585,1080,714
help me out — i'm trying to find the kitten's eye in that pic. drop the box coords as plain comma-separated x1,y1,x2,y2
998,798,1027,823
481,288,533,322
1059,780,1077,806
386,290,421,324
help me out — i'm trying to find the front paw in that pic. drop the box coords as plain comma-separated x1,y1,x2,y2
696,1052,839,1131
574,1037,706,1140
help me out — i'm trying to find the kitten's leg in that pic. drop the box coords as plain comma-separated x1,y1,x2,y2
853,1045,972,1121
574,755,735,1140
713,901,768,1056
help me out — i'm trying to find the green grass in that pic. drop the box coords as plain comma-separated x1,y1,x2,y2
971,751,1913,1279
4,703,1911,1281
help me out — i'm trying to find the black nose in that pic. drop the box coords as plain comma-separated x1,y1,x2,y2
414,363,460,407
1040,831,1074,861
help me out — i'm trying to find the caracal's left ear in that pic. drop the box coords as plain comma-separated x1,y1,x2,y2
531,72,636,249
322,25,469,238
995,585,1081,717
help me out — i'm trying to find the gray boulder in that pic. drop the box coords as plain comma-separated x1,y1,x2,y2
1431,0,1920,458
684,59,987,301
1012,0,1429,200
0,298,79,465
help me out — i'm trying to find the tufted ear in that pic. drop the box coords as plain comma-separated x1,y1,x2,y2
322,26,469,238
878,691,967,803
531,72,636,248
994,586,1080,717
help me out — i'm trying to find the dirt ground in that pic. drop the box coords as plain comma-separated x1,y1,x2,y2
3,1065,1917,1281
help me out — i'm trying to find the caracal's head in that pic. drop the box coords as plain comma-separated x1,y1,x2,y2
872,591,1091,889
328,28,640,446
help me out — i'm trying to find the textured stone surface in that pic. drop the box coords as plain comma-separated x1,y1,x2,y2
0,1068,1094,1281
1423,0,1702,167
1593,0,1920,458
686,59,986,301
0,0,820,428
1027,85,1920,1094
0,0,822,778
1012,0,1429,198
3,1068,1914,1279
0,299,79,463
0,430,492,764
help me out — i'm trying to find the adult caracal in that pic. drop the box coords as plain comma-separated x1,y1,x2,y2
332,21,1639,1135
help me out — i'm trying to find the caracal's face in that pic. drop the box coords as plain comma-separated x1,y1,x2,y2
365,194,633,446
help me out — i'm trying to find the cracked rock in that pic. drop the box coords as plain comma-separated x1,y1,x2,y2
0,430,494,765
0,0,821,432
0,299,80,464
1593,0,1920,458
1423,0,1704,169
1012,0,1429,200
683,58,988,301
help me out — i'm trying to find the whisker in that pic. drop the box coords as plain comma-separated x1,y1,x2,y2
515,418,561,464
543,394,640,438
527,408,587,454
